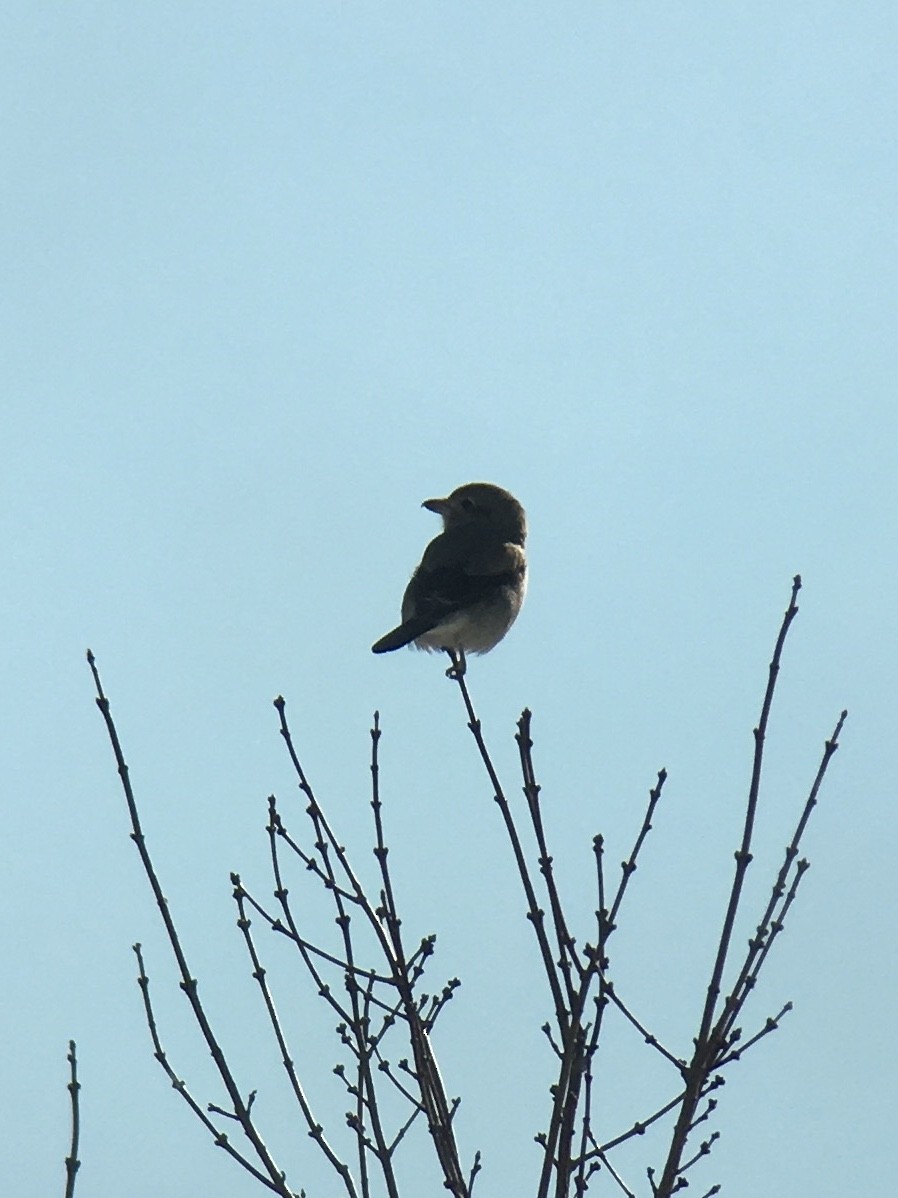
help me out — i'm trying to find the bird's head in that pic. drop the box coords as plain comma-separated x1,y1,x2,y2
422,482,527,544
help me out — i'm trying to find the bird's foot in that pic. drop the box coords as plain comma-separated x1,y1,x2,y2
444,648,467,679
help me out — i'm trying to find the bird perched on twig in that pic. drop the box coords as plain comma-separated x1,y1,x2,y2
371,482,527,677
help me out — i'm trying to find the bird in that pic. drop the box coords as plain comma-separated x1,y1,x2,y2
371,482,527,677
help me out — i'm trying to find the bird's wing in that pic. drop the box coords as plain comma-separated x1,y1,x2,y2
401,527,525,624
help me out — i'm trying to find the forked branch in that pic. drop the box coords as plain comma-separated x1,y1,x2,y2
446,575,844,1198
88,652,297,1197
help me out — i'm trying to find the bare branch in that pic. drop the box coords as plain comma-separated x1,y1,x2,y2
717,709,846,1044
87,652,297,1197
89,570,844,1198
517,709,583,999
467,1150,482,1196
64,1041,81,1198
449,672,570,1035
602,981,687,1074
716,1002,792,1068
592,1150,636,1198
593,835,607,951
650,578,847,1196
678,1130,720,1174
230,874,356,1194
594,1087,694,1156
606,770,668,936
699,577,803,1049
132,943,290,1193
365,708,469,1197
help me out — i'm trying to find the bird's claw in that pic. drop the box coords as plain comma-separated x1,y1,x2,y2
444,649,467,679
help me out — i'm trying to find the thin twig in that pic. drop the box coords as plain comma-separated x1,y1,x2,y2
602,981,687,1073
273,703,405,1197
241,870,393,989
651,580,802,1195
387,1100,423,1155
449,673,569,1036
606,771,667,934
651,578,849,1197
371,1054,427,1112
573,1055,595,1198
450,671,585,1198
132,944,288,1192
517,710,583,1000
230,875,357,1195
716,1003,792,1067
87,652,296,1197
64,1041,81,1198
592,1150,637,1198
275,698,467,1197
679,1130,720,1174
698,576,802,1049
467,1150,482,1196
717,710,846,1045
367,709,467,1197
593,835,607,950
588,1086,694,1157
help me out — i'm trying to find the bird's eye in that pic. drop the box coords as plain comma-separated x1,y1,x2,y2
460,496,478,512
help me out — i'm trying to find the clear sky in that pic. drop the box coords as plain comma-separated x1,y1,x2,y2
3,4,896,1196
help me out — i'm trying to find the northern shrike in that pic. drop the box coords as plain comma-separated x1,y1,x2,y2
371,482,527,676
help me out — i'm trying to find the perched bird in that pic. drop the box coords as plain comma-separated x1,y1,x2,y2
371,482,527,676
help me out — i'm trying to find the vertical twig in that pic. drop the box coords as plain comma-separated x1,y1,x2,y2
64,1041,81,1198
450,670,570,1034
653,576,842,1196
717,709,846,1043
697,575,803,1048
229,875,358,1197
516,711,583,1003
368,710,467,1198
274,697,468,1197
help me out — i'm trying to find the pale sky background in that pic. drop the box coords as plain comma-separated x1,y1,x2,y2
3,4,896,1196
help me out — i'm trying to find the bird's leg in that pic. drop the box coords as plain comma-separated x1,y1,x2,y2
444,648,466,679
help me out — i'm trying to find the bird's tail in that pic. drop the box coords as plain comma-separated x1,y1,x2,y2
371,616,438,654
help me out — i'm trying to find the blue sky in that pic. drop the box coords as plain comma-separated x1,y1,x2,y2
3,4,896,1195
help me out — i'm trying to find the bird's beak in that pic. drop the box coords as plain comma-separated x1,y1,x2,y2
422,496,449,515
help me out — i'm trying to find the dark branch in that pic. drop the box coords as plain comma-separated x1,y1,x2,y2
64,1041,81,1198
